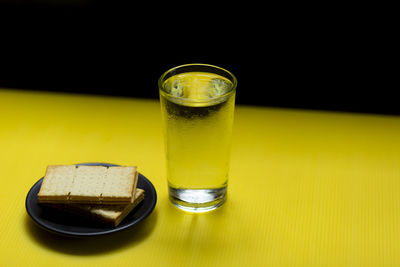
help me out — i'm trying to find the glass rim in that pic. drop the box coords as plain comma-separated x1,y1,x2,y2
158,63,237,102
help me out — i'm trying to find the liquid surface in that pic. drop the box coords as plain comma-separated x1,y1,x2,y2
162,72,233,106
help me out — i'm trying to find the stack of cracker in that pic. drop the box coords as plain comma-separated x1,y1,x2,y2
37,165,144,227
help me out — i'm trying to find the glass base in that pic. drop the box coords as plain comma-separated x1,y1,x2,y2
168,186,227,213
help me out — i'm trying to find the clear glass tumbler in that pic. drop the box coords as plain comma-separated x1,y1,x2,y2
159,64,237,212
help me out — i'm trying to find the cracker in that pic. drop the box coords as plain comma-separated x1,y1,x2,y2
89,188,145,226
37,165,138,204
69,166,107,203
37,165,76,202
46,189,145,227
102,166,138,203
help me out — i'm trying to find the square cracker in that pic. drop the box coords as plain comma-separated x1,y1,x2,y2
102,166,138,203
37,165,75,202
69,166,107,203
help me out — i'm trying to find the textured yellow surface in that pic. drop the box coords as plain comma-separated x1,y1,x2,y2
1,89,400,266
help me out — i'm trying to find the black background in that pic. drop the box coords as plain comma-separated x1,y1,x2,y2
0,2,396,115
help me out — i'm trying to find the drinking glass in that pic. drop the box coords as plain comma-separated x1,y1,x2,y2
159,64,237,212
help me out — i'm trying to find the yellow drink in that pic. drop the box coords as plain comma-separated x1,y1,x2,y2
159,64,236,212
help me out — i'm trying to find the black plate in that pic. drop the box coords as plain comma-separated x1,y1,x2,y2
26,163,157,237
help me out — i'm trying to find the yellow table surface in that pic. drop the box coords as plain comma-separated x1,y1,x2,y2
1,88,400,266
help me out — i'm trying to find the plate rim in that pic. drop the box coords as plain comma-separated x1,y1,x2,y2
25,163,157,237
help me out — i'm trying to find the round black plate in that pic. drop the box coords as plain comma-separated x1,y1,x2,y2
25,163,157,237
